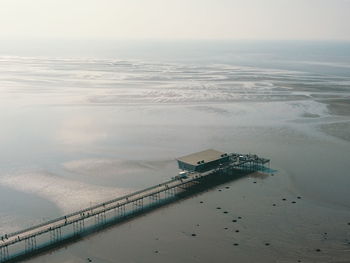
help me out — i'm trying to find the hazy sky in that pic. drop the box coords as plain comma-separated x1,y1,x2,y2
0,0,349,41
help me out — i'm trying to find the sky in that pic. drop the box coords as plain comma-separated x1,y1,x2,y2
0,0,349,41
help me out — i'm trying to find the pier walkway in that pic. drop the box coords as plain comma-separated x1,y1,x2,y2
0,153,269,262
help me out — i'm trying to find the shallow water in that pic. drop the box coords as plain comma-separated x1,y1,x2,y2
0,43,350,262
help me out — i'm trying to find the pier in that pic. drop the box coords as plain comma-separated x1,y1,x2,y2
0,151,270,262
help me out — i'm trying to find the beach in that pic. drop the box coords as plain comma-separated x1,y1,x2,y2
0,44,349,262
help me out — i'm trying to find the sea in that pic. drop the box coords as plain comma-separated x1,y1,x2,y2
0,40,349,262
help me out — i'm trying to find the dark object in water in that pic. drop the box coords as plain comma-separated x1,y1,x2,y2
297,196,302,199
282,198,286,201
316,249,321,252
223,211,228,214
272,204,276,206
154,250,159,254
233,243,239,246
2,149,272,263
238,216,242,219
292,201,296,204
191,233,197,237
232,219,237,222
235,230,240,233
200,201,204,203
265,243,270,246
216,207,221,209
225,186,230,189
253,181,257,184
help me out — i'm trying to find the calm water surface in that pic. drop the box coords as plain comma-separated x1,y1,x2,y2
0,41,349,262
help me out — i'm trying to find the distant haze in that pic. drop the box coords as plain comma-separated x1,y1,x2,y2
0,0,349,41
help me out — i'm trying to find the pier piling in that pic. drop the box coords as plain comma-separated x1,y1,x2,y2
0,152,270,263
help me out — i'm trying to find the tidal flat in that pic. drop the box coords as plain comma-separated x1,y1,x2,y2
0,51,349,262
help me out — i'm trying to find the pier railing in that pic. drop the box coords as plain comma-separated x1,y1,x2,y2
0,153,270,263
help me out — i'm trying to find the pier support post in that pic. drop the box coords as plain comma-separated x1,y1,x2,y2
136,198,144,211
73,220,84,235
132,200,137,212
25,236,37,253
50,228,62,243
117,204,125,217
132,198,144,212
0,245,9,262
149,193,160,203
94,212,105,226
0,247,2,262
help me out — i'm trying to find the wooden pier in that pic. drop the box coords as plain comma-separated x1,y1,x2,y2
0,153,270,262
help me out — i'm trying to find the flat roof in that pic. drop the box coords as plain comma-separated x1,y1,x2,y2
177,149,226,166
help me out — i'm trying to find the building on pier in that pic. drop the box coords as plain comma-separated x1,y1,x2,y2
0,149,271,263
176,149,230,172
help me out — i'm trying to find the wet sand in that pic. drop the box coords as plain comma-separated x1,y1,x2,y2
0,56,349,262
23,170,350,263
317,97,350,142
20,104,350,262
320,122,350,142
321,97,350,116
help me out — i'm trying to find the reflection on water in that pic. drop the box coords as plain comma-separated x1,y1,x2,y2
0,48,350,262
